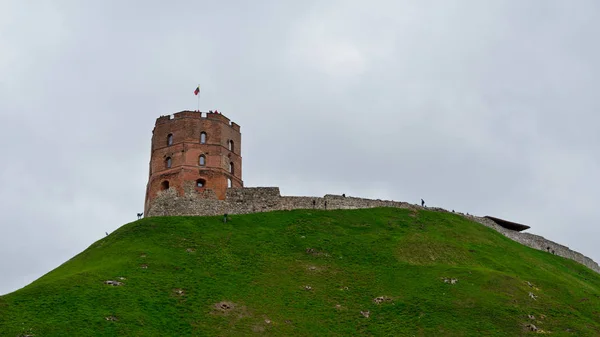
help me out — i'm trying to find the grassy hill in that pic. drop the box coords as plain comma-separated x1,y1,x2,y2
1,208,599,336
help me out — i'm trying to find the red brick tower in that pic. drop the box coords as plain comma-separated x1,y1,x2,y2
144,111,243,214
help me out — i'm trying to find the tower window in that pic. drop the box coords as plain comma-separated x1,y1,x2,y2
160,181,169,190
166,157,172,168
167,134,173,146
200,132,207,144
227,178,232,188
199,155,206,166
196,179,206,188
228,140,234,152
229,162,234,174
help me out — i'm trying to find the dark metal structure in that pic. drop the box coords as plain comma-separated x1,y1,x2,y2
484,216,530,232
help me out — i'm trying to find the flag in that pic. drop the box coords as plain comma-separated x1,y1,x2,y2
194,86,200,95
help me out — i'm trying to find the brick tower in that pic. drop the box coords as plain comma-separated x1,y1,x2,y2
144,111,243,214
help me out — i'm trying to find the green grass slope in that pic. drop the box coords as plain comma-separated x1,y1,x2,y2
1,208,599,336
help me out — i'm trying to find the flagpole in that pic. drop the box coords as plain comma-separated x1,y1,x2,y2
197,84,200,112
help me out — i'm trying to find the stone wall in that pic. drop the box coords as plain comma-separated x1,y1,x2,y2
146,186,600,274
146,186,417,216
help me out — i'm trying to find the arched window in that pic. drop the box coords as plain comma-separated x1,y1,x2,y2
200,132,207,144
228,140,234,152
160,181,169,190
167,134,173,146
196,179,206,188
227,178,232,188
166,157,172,168
199,155,206,166
229,162,234,174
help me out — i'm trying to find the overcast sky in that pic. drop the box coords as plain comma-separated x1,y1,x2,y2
1,0,599,295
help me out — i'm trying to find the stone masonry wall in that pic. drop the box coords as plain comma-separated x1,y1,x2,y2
147,186,416,216
146,186,600,274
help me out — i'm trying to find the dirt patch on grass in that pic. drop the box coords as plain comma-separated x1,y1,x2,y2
335,304,346,311
214,301,236,312
305,248,330,257
373,296,393,304
252,325,265,333
524,323,538,332
212,301,251,319
307,265,326,272
305,248,320,255
249,317,273,333
441,277,459,284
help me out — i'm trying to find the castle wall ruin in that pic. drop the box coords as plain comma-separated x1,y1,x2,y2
146,185,416,217
146,186,600,274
